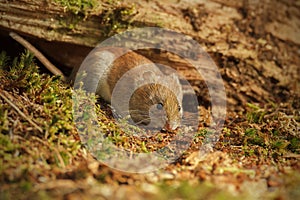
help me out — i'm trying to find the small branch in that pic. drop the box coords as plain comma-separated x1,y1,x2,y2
0,90,43,133
32,136,66,168
9,32,66,81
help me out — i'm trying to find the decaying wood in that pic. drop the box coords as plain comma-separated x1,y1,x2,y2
0,0,193,47
0,0,102,46
0,0,299,111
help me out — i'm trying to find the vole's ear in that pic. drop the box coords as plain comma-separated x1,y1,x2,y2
163,73,181,90
135,69,159,87
164,72,183,101
142,70,157,82
167,73,181,84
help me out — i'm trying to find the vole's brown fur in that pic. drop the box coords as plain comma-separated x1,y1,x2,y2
75,47,183,130
9,32,182,130
129,83,181,130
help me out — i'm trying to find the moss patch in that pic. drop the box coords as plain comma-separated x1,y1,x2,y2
53,0,98,16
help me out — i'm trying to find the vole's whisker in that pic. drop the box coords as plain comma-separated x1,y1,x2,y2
134,117,152,125
129,110,148,115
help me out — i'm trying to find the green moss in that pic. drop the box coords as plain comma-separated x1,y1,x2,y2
101,3,137,36
141,141,149,153
242,146,255,156
53,0,137,33
244,102,300,155
244,128,265,146
157,181,241,200
54,0,98,15
57,15,84,30
0,51,10,68
53,0,99,31
0,134,19,153
271,139,290,150
0,50,80,179
20,180,33,192
246,103,266,124
289,137,300,153
0,107,9,135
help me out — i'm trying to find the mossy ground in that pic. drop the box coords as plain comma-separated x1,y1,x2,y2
0,50,299,199
0,0,299,199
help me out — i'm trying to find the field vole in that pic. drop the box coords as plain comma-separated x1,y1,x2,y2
73,47,183,130
8,32,183,130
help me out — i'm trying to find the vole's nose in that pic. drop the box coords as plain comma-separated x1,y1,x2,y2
164,123,171,131
164,121,179,131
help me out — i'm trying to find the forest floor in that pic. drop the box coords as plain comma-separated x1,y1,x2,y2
0,0,299,199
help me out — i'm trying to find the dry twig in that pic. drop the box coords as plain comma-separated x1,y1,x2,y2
9,32,66,81
0,90,43,133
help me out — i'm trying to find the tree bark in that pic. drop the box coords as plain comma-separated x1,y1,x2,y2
0,0,299,111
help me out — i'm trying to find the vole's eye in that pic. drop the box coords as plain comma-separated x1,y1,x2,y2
178,105,181,111
156,103,163,110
